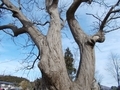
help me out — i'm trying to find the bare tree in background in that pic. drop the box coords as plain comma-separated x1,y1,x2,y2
95,70,103,84
107,53,120,87
0,0,120,90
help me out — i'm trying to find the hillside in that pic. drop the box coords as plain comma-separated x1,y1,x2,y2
0,75,29,85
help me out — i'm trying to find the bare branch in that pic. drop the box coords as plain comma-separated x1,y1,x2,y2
1,0,29,24
67,0,83,19
99,0,120,31
106,53,120,86
45,0,57,11
52,0,59,8
111,9,120,13
17,42,40,70
45,0,52,10
17,0,21,10
60,18,66,29
1,0,19,13
67,0,93,44
0,24,26,36
91,0,120,43
3,30,14,37
1,0,45,50
67,0,93,22
45,0,59,13
86,13,102,22
107,15,120,22
27,51,40,69
105,26,120,33
33,21,49,26
20,44,36,64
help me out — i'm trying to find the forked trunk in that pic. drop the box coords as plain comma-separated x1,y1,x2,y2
37,0,96,90
38,41,95,90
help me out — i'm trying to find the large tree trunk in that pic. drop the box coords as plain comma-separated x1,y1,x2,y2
0,0,107,90
37,0,96,89
37,1,72,90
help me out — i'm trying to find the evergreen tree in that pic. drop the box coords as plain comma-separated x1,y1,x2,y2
64,48,76,79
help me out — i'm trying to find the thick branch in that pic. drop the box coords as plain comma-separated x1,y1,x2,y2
45,0,52,10
1,0,45,49
33,21,50,26
51,0,59,8
0,24,26,36
92,31,105,43
1,0,20,14
100,0,120,31
67,0,82,19
67,1,96,88
67,0,93,45
92,0,120,43
67,0,92,19
45,0,58,11
111,9,120,13
46,0,61,39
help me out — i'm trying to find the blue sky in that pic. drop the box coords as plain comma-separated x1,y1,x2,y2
0,0,120,87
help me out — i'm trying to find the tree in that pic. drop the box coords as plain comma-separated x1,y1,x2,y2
107,53,120,87
19,80,32,90
33,78,42,90
111,86,117,90
94,71,103,90
64,47,76,80
0,0,120,90
95,70,103,85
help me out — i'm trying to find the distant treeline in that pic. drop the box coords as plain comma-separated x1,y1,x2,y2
0,75,29,85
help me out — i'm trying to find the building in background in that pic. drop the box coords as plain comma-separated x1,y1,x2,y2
0,81,22,90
